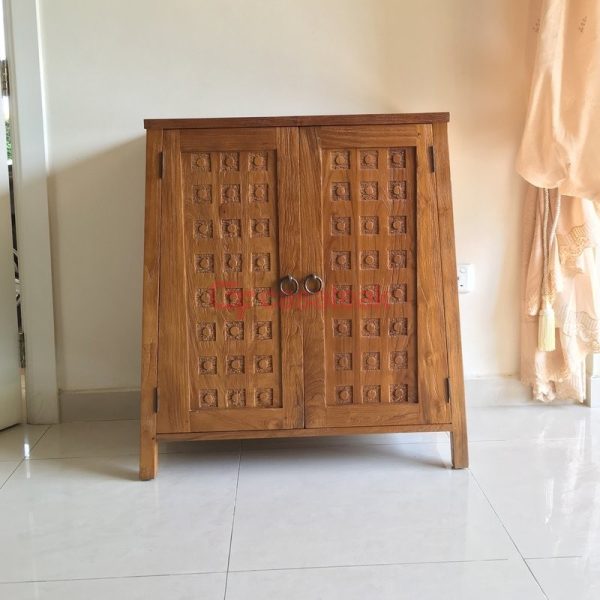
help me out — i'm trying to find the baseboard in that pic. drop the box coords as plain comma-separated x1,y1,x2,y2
465,376,534,407
59,389,140,422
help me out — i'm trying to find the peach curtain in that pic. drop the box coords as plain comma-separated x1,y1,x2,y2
517,0,600,402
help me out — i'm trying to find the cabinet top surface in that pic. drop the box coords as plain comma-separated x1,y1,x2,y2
144,112,450,130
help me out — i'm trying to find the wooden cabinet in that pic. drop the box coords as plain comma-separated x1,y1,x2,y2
140,114,468,480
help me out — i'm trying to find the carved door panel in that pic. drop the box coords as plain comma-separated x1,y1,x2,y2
157,128,303,433
300,125,450,428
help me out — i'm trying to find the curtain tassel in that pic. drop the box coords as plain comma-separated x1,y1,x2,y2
538,299,556,351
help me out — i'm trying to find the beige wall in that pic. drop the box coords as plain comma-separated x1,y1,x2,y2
37,0,529,392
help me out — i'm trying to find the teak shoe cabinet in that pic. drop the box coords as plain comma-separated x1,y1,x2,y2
140,113,468,480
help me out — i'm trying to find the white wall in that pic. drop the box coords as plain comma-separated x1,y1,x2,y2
36,0,530,394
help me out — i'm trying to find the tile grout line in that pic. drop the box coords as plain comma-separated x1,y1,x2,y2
223,441,242,600
468,469,549,600
0,425,51,492
27,425,52,455
0,458,24,492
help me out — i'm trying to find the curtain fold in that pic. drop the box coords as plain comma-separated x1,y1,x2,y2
517,0,600,401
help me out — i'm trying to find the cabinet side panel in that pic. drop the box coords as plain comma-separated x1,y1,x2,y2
140,128,163,479
432,122,468,467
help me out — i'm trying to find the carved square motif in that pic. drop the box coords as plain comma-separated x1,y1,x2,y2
363,352,380,371
193,184,212,204
389,216,407,234
333,319,352,337
195,253,214,273
197,288,215,308
255,321,272,340
331,251,351,270
360,182,378,201
389,250,407,269
360,150,378,169
197,322,216,341
249,151,268,170
389,148,406,169
225,321,244,340
362,318,380,337
363,385,381,404
192,153,211,171
331,151,350,170
254,287,272,306
391,351,408,370
391,384,409,403
220,152,239,171
361,216,379,235
222,219,241,238
249,183,268,202
331,216,351,235
389,180,407,200
335,385,353,405
255,355,273,374
221,184,240,203
252,253,271,272
389,317,408,336
227,389,246,408
251,219,270,237
389,283,407,304
199,356,217,375
331,182,350,201
226,355,245,374
361,250,379,270
333,285,352,304
199,389,217,408
194,219,213,239
335,353,352,371
225,288,243,307
256,388,275,408
361,284,380,304
224,253,242,272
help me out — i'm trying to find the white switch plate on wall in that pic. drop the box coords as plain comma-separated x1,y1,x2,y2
457,263,475,293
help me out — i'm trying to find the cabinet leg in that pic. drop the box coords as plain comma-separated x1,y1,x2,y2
140,421,158,480
450,427,469,469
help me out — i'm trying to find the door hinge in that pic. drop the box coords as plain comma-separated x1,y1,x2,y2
153,387,160,413
428,145,436,173
158,151,164,178
445,377,452,403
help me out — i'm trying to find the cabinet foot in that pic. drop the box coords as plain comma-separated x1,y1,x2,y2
140,423,158,480
450,428,469,469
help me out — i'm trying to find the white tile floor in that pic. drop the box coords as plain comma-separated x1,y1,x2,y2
1,405,600,598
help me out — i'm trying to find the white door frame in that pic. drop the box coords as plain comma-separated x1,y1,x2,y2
3,0,58,424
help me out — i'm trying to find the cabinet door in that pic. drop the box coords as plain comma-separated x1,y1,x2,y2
300,125,450,428
157,128,303,433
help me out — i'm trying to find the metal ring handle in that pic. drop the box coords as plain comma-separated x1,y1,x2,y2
303,273,324,295
279,275,299,296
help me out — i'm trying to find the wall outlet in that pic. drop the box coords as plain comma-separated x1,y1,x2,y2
457,263,475,293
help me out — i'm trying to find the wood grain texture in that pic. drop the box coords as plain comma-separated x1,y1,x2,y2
300,128,327,427
276,128,304,428
140,129,162,481
145,113,450,130
158,422,451,442
432,122,468,469
415,125,450,424
157,130,191,434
